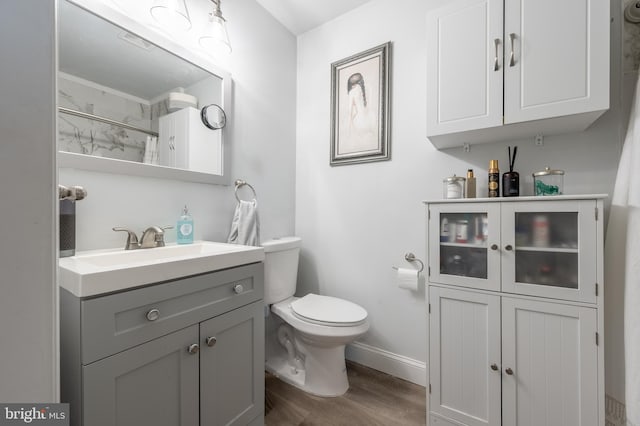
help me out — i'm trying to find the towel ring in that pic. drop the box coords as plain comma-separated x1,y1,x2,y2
234,179,257,203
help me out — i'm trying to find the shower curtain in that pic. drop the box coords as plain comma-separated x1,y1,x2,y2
606,70,640,425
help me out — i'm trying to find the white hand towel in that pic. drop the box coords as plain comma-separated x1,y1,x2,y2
143,136,153,164
150,136,159,165
227,200,260,246
605,69,640,424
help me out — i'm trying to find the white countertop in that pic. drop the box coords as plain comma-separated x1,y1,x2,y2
59,241,265,298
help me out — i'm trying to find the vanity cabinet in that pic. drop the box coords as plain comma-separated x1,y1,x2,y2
425,195,604,426
61,263,265,426
425,0,609,148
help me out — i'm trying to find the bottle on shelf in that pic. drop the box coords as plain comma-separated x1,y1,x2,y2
488,160,500,197
465,169,476,198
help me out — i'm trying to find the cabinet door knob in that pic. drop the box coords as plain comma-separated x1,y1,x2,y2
505,367,514,375
504,245,513,251
146,309,160,321
490,363,499,371
490,244,499,251
187,343,200,355
205,337,217,347
233,284,244,294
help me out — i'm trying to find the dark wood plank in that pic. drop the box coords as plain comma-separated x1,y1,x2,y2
265,361,426,426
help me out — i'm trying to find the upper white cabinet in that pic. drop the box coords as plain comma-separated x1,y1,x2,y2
426,0,609,148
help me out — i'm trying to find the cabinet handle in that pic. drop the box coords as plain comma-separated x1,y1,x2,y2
504,245,513,251
233,284,244,294
490,244,499,251
493,38,500,71
505,367,514,375
490,363,499,371
187,344,200,355
146,309,160,321
205,337,217,347
509,33,516,67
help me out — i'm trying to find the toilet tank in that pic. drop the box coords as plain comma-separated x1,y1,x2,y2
261,237,301,305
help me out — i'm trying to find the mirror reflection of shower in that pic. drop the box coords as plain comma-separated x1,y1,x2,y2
57,0,226,177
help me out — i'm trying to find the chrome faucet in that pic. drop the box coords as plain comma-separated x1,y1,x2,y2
140,226,169,248
113,226,173,250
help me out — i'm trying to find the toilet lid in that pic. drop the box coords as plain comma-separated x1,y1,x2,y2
291,294,368,326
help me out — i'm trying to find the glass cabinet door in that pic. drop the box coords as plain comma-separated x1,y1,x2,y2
501,200,597,303
428,203,501,291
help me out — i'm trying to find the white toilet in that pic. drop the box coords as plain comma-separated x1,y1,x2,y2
262,236,369,397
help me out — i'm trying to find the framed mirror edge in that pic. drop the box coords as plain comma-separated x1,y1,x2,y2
59,152,229,185
59,0,233,186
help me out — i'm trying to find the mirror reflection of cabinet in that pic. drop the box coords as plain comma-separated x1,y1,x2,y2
57,0,231,185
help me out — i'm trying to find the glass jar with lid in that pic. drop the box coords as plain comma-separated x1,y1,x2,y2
443,175,466,199
533,167,564,196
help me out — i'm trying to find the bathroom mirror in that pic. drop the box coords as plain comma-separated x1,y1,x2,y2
57,0,232,185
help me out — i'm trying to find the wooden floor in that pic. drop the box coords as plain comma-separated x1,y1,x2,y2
264,361,426,426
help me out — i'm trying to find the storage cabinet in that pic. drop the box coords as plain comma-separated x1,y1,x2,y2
428,198,598,303
61,263,265,426
425,195,605,426
425,0,609,148
83,325,200,426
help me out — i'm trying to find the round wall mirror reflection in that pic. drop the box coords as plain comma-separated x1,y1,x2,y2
201,104,227,130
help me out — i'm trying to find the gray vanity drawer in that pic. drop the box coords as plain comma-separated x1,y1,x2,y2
80,263,263,364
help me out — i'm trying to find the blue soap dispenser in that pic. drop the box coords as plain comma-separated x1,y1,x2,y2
177,205,194,244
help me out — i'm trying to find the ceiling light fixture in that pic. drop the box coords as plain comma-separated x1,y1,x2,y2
199,0,232,55
150,0,192,32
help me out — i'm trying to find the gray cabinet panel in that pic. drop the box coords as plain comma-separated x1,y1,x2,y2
83,325,199,426
200,301,264,426
61,263,265,426
81,263,263,364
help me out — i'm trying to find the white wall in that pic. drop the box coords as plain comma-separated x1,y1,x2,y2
0,0,58,402
60,0,297,251
295,0,624,385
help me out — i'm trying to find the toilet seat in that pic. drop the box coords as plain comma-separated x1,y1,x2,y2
290,294,368,327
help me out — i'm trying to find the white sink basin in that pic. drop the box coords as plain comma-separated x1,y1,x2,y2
59,241,264,297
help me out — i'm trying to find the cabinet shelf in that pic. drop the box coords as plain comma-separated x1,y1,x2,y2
516,246,578,254
440,242,486,249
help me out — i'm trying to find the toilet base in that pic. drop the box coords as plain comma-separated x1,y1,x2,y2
265,344,350,397
266,356,307,391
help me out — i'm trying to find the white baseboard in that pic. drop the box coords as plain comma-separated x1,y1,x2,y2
345,341,426,387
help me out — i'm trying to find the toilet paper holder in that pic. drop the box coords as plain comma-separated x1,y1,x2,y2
392,252,425,274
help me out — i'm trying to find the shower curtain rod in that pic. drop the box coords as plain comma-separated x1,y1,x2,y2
58,107,159,137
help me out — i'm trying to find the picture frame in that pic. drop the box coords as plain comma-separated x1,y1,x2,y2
330,42,391,166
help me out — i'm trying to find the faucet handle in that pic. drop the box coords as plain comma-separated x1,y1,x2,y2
112,227,140,250
140,225,173,248
155,226,173,247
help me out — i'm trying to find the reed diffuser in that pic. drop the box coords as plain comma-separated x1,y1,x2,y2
502,146,519,197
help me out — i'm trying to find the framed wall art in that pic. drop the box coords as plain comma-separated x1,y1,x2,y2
330,42,391,166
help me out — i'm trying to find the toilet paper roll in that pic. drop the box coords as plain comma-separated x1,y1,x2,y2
395,267,419,291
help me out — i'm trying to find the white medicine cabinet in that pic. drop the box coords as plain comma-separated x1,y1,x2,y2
425,0,609,148
425,195,605,426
